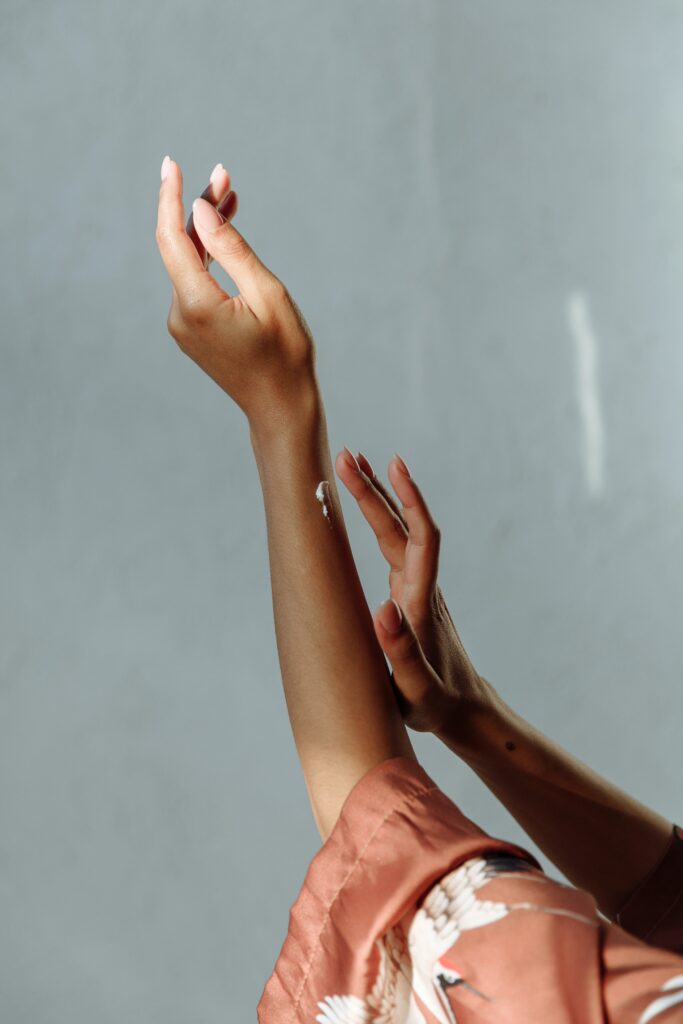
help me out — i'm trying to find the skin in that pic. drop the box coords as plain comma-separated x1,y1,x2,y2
184,161,238,269
156,158,414,840
335,453,675,920
156,157,673,916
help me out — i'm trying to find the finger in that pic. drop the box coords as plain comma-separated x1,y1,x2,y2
335,449,408,572
373,599,443,729
156,158,225,311
387,454,441,603
186,162,232,269
195,190,239,270
191,196,275,315
217,189,238,220
356,451,409,531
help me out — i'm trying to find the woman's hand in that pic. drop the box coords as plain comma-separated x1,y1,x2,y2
155,157,317,429
336,453,681,933
335,449,494,735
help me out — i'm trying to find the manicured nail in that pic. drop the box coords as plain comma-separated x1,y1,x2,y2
192,197,225,232
357,451,374,477
342,447,361,473
382,598,403,634
394,452,411,477
209,162,224,186
160,155,171,181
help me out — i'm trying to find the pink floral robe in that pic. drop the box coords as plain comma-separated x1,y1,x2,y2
258,757,683,1023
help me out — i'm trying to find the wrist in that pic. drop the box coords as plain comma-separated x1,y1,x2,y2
435,677,514,761
248,374,322,456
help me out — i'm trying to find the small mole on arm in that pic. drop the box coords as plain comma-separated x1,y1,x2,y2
315,481,333,527
505,741,516,752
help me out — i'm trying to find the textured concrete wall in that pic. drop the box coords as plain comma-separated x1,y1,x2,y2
1,1,682,1018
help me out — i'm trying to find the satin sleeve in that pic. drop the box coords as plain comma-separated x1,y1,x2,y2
256,755,541,1022
257,757,683,1024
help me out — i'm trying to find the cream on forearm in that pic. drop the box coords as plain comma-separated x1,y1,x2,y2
315,480,333,526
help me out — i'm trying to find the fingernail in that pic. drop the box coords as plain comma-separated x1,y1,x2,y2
161,155,171,181
342,447,361,473
357,451,374,476
382,598,403,634
394,452,411,477
209,162,224,186
192,197,225,232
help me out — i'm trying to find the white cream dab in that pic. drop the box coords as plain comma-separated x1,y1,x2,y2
315,480,332,525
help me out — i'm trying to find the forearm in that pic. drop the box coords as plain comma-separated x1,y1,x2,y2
249,384,415,840
439,682,672,919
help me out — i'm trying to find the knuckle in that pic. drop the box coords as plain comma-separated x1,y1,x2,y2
254,280,290,335
260,277,289,321
166,308,182,338
178,299,208,331
166,312,188,349
265,276,288,302
224,231,254,264
155,225,171,248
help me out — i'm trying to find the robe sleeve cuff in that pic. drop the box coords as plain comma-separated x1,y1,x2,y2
257,755,541,1022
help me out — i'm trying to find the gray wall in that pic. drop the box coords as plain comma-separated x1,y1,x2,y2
2,1,682,1019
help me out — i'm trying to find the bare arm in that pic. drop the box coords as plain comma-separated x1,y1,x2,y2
438,686,672,920
156,158,414,842
248,399,415,839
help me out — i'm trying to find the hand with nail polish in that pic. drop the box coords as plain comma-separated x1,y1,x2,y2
185,162,239,270
335,449,494,734
156,157,316,426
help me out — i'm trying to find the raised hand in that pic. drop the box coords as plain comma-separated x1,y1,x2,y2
156,157,316,429
335,449,492,734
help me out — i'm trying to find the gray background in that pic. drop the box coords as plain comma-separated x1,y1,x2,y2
1,0,682,1019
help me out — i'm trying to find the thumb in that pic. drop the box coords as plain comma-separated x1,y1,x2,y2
374,598,442,727
192,197,273,311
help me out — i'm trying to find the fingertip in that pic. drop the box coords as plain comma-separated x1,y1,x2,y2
388,455,414,493
209,165,232,205
209,162,225,186
356,451,374,477
334,449,353,480
387,457,404,489
373,602,388,638
393,452,411,477
160,158,183,199
192,196,225,233
376,597,403,636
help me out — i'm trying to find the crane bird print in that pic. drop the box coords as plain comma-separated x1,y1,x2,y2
315,852,599,1024
638,974,683,1023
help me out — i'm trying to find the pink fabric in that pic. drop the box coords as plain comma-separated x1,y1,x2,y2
258,757,683,1023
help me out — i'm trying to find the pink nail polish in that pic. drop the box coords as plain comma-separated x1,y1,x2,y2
209,162,224,186
161,155,171,181
394,453,411,477
357,451,375,476
342,447,361,473
192,197,224,232
383,598,403,634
